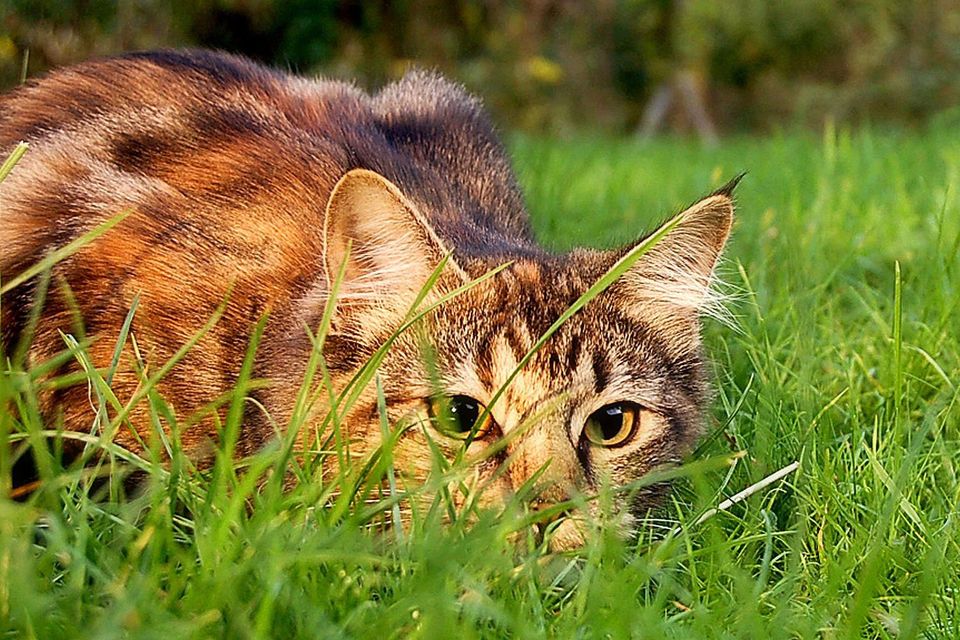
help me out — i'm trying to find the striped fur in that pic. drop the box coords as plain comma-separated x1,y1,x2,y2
0,50,734,548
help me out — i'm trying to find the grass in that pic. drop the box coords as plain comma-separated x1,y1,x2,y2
2,123,959,638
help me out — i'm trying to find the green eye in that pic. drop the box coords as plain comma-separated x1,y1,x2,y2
583,402,642,447
427,395,492,439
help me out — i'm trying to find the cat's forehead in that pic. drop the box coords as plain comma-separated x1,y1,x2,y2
477,256,601,310
431,257,688,392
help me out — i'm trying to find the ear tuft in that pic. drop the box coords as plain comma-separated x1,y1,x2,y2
709,172,746,198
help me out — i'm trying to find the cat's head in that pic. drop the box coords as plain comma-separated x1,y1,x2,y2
311,169,734,550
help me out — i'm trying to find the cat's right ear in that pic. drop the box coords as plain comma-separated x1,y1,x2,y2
612,181,737,325
321,169,467,321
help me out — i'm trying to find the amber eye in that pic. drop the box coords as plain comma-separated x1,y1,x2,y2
583,402,642,447
427,395,492,439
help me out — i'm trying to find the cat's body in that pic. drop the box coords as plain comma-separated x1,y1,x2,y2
0,50,734,549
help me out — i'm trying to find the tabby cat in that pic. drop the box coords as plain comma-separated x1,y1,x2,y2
0,50,735,549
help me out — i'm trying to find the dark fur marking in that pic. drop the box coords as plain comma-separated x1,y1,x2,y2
120,49,276,89
109,131,178,173
565,334,582,375
591,350,611,393
188,105,267,141
576,437,595,486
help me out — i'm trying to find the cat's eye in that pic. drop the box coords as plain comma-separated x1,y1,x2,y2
427,395,492,439
583,402,643,447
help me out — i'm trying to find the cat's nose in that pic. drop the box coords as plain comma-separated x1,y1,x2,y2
528,498,587,551
529,496,557,512
529,496,555,516
528,497,564,539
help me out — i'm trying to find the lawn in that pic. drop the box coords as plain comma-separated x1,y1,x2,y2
2,124,959,638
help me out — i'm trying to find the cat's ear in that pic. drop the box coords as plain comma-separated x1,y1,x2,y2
615,182,736,320
322,168,467,315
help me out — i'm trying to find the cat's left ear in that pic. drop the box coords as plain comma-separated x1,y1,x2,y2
615,179,738,318
321,169,468,319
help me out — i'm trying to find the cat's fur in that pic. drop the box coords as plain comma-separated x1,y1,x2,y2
0,50,734,549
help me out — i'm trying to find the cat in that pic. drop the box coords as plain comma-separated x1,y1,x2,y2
0,49,735,550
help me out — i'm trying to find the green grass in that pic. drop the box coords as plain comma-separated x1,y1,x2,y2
2,124,959,638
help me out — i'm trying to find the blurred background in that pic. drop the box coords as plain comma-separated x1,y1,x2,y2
2,0,959,137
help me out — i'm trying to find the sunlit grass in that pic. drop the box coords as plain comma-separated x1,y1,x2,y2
2,124,959,638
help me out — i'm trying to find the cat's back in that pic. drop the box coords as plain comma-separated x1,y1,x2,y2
0,49,374,208
1,50,375,359
0,49,369,147
0,50,372,288
0,49,531,278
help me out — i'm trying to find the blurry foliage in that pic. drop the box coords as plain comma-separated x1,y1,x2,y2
2,0,960,134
